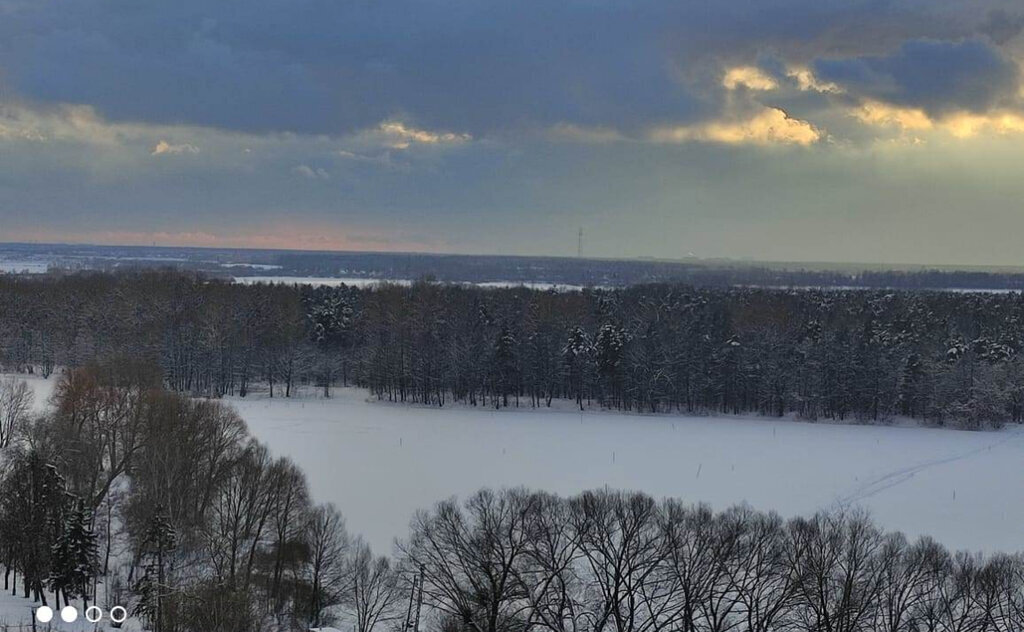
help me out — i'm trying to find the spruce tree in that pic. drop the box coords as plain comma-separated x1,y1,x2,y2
50,501,97,609
133,505,176,632
0,450,68,604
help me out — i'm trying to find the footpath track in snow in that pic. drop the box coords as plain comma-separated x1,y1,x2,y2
831,427,1024,509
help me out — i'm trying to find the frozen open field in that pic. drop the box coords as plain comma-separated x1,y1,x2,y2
228,389,1024,556
232,276,590,291
232,275,411,287
20,374,1024,556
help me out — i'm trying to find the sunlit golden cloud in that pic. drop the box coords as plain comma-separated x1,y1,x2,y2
151,140,199,155
722,66,778,91
549,108,822,147
0,103,123,145
852,100,933,132
786,67,842,93
651,108,821,146
941,111,1024,138
377,121,472,149
0,100,474,163
851,99,1024,139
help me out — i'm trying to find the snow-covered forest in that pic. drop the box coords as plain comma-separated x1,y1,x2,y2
2,271,1024,428
3,271,1024,630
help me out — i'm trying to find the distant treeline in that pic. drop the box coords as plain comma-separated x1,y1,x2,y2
9,242,1024,290
2,271,1024,427
271,251,1024,290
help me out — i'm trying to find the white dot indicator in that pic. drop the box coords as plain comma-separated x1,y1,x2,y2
85,606,104,622
61,605,79,622
110,605,128,623
35,606,53,623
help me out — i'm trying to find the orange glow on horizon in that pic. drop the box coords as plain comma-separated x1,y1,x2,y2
5,227,448,253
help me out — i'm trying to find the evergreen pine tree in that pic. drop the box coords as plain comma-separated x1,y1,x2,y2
0,450,69,604
50,501,97,609
133,505,176,632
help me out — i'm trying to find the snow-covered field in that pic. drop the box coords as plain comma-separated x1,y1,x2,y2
0,259,50,274
233,275,411,287
233,276,592,291
19,373,1024,556
227,389,1024,556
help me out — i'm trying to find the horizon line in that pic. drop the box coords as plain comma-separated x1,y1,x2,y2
4,240,1024,274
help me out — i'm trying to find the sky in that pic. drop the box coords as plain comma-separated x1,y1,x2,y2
2,0,1024,265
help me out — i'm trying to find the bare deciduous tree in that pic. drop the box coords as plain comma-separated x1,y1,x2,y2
400,488,537,632
790,510,885,632
0,376,32,449
570,490,673,632
347,538,403,632
305,503,352,628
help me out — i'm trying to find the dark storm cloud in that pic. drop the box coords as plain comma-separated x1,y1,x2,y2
0,0,1010,136
979,9,1024,45
813,39,1020,114
0,0,709,135
8,0,1024,264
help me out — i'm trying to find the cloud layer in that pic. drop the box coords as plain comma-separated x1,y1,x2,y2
814,39,1019,115
3,0,1024,263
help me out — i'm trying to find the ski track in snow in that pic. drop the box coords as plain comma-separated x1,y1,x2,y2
831,427,1024,509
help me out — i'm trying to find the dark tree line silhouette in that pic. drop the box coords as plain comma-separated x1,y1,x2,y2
402,487,1024,632
2,271,1024,427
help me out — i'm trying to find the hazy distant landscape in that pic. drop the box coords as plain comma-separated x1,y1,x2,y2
9,242,1024,291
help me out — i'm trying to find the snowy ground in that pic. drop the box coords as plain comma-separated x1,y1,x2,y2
232,275,412,287
227,389,1024,556
24,374,56,412
0,589,136,631
18,373,1024,557
0,260,50,274
232,276,593,291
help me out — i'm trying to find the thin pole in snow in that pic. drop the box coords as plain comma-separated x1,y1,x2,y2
413,565,424,632
403,573,417,631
